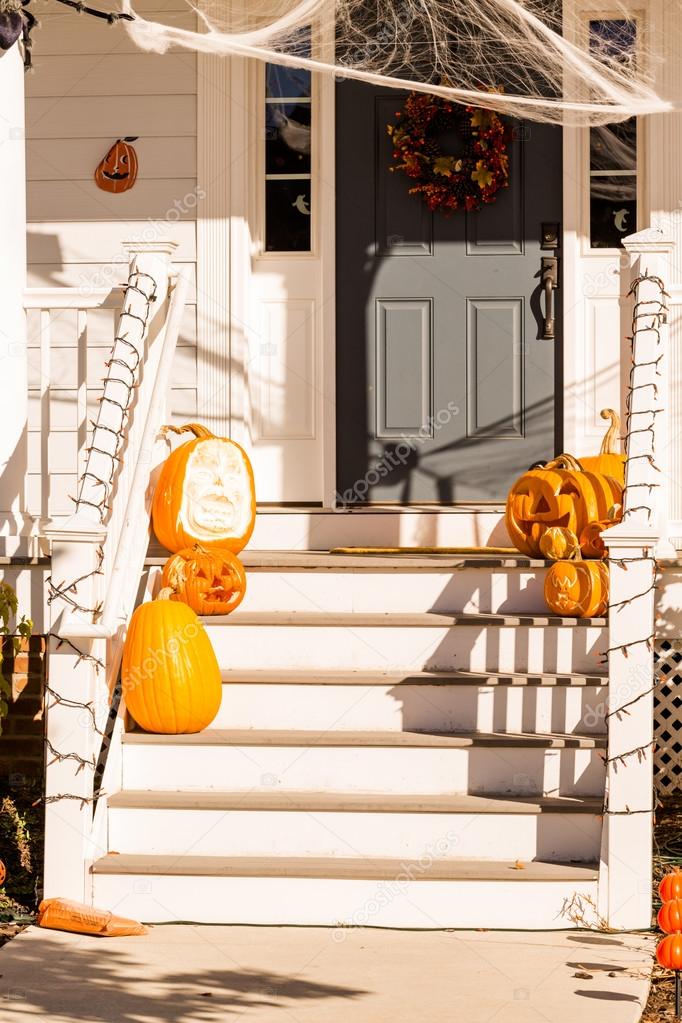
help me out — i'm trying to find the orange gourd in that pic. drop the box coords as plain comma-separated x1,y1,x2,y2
506,454,622,558
538,526,580,561
152,423,256,554
544,560,609,618
657,934,682,971
661,871,682,903
122,589,221,734
161,544,247,616
659,899,682,934
579,518,617,560
94,137,139,194
580,409,626,484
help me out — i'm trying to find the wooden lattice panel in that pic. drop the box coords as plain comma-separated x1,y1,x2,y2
655,640,682,793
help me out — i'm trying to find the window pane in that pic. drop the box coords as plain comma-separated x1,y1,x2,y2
265,180,312,252
589,19,637,63
266,102,312,175
590,120,636,173
590,174,636,248
266,65,311,99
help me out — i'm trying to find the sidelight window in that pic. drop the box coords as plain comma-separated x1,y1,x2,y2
588,19,638,249
264,51,313,253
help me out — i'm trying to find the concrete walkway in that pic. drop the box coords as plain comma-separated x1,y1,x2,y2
0,924,655,1022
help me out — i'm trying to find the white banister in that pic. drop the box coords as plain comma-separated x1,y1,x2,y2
600,227,674,930
41,241,187,902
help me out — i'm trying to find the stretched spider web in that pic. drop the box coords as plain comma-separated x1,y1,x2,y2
120,0,669,125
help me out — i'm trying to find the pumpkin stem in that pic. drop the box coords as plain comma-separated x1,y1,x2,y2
599,408,622,455
157,587,176,601
161,423,215,441
545,453,585,472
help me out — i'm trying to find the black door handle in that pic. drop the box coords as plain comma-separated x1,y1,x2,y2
541,256,558,340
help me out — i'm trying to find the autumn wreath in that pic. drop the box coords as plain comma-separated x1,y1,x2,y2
387,93,510,214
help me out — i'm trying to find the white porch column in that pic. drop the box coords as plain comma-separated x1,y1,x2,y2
599,229,673,930
0,44,28,538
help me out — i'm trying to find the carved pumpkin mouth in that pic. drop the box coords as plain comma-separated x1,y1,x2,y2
103,170,129,180
519,511,571,529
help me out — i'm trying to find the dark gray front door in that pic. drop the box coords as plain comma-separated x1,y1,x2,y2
335,83,563,505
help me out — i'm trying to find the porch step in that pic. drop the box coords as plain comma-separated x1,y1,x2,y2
214,667,608,733
202,611,606,674
91,853,599,928
107,790,603,861
146,550,554,614
121,729,606,797
204,610,606,627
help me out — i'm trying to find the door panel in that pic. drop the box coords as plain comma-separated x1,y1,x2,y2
335,83,563,504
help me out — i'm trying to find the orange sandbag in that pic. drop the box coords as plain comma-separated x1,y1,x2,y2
37,898,148,937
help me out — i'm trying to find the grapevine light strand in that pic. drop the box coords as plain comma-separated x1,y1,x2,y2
45,269,157,809
602,270,667,812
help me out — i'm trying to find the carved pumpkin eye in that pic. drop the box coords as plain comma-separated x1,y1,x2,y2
559,482,581,497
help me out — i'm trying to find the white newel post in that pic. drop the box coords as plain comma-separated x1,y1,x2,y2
42,243,176,903
0,45,28,538
600,229,674,930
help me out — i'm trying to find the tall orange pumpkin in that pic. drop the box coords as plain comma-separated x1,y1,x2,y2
152,423,256,554
506,454,622,558
122,590,221,734
580,409,626,484
544,560,609,618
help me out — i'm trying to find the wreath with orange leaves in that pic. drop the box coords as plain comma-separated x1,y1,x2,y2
387,93,510,214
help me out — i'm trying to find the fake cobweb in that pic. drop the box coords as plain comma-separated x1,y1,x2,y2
119,0,671,126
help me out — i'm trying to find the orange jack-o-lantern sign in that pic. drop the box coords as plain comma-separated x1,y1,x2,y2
505,454,622,558
661,871,682,903
657,933,682,972
659,899,682,934
94,137,139,194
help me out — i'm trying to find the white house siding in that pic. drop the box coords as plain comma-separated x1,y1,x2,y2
24,0,199,519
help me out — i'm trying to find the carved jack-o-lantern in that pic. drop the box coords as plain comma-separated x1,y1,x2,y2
505,454,622,558
94,137,139,194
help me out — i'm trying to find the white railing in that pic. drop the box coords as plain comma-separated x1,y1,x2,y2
600,227,674,930
37,241,187,902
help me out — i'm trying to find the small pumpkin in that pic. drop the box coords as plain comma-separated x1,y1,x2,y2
122,589,221,734
161,544,247,616
660,871,682,903
152,423,256,554
94,137,139,194
539,526,580,561
657,933,682,971
544,560,609,618
659,899,682,934
580,409,626,484
506,454,623,557
579,518,617,560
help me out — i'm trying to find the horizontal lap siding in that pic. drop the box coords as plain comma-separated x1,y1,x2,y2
25,1,200,518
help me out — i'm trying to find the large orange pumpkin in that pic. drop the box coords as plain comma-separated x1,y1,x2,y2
580,409,626,484
506,454,622,558
661,871,682,903
122,590,221,734
657,934,682,971
152,423,256,554
659,899,682,934
544,560,609,618
94,137,139,194
161,544,247,616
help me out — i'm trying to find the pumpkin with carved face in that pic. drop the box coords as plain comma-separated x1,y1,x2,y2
94,137,139,194
506,454,622,558
544,560,609,618
152,424,256,554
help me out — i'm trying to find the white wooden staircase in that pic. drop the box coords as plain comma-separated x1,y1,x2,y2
91,552,608,928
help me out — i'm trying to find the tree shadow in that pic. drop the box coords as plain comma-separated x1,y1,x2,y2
0,931,368,1021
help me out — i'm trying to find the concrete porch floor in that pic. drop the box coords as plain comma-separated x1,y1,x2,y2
0,924,655,1022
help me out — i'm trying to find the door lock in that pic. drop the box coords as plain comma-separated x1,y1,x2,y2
541,256,558,341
